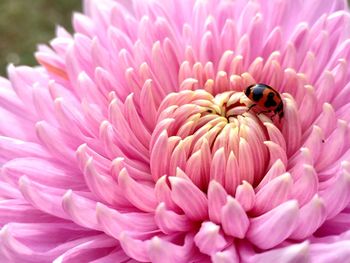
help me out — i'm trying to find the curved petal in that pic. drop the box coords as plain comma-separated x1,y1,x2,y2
253,173,293,215
169,176,208,221
221,196,249,238
290,195,327,240
62,190,101,230
194,221,228,256
96,202,157,240
208,180,228,224
240,240,310,263
154,202,192,234
117,169,158,212
247,200,299,249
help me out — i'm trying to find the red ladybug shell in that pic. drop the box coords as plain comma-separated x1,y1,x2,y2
244,83,284,119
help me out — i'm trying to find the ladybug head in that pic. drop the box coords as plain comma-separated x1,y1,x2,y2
244,84,255,97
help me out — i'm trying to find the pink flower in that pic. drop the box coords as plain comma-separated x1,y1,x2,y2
1,0,350,261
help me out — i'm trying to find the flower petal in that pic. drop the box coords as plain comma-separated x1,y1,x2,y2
18,176,68,220
290,195,327,240
240,240,310,263
319,164,350,219
62,190,100,230
52,235,119,263
253,173,293,215
221,196,249,238
235,181,255,211
169,176,208,221
208,180,228,224
147,235,196,263
118,233,150,262
117,168,158,212
194,222,228,256
247,200,299,249
96,202,157,240
211,245,239,263
154,203,193,234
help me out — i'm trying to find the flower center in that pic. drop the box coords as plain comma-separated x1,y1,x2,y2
150,89,273,195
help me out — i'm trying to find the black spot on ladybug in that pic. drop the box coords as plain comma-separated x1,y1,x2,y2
252,87,264,101
264,92,277,107
275,102,284,119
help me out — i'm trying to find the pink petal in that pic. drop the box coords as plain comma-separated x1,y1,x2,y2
117,169,158,212
247,200,299,249
147,235,195,263
82,157,129,207
0,200,55,226
316,120,348,171
211,245,239,263
186,149,206,188
19,176,69,220
316,212,350,236
118,233,150,262
35,121,77,163
225,151,240,195
0,136,47,162
52,235,119,263
290,195,327,240
240,240,310,263
310,240,350,263
301,125,324,163
62,190,100,230
150,130,170,181
255,159,286,191
264,141,288,169
319,164,350,219
0,222,96,262
235,181,255,211
2,157,83,190
89,247,130,263
96,203,157,240
154,202,192,234
238,138,255,184
291,164,318,206
194,221,228,255
154,175,180,212
208,180,228,224
264,122,287,152
210,148,226,187
252,173,293,215
169,176,208,221
110,157,151,182
221,196,249,238
281,97,302,156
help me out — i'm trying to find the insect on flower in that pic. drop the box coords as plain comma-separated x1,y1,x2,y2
244,83,284,121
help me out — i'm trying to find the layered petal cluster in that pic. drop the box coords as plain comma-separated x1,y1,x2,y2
1,0,350,262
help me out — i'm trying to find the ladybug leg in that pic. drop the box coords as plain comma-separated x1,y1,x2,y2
247,104,257,112
257,110,272,115
270,112,279,122
271,111,284,123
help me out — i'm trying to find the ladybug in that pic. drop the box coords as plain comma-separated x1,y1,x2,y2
244,83,284,120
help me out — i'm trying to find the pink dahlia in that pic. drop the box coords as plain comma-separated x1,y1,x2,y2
1,0,350,262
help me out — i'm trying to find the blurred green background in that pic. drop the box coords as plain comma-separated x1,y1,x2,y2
0,0,81,76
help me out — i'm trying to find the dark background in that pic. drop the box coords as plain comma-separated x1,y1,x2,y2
0,0,80,76
0,1,349,77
